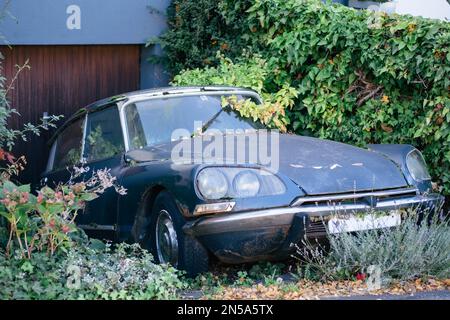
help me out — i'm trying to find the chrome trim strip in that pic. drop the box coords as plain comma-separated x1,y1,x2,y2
291,187,418,207
117,100,130,151
304,195,431,216
125,88,263,104
185,207,300,236
80,114,88,163
45,139,57,173
78,224,117,231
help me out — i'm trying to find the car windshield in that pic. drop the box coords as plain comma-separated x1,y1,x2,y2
124,94,264,149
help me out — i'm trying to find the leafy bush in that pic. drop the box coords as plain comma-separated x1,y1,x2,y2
173,52,268,93
148,0,250,74
0,168,126,259
173,53,298,131
156,0,450,194
295,211,450,285
0,241,184,300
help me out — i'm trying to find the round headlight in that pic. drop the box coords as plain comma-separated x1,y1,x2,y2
406,149,431,181
197,168,228,199
233,170,260,197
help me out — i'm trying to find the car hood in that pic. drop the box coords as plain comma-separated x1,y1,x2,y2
275,134,408,194
126,133,408,195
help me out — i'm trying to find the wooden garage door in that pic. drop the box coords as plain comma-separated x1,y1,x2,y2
0,45,140,184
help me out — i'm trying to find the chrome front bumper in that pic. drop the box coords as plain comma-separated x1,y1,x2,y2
183,188,444,263
186,189,443,236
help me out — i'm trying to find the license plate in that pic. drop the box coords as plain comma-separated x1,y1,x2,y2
328,211,401,234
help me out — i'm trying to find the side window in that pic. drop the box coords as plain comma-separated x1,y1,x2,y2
84,106,125,162
53,117,85,171
125,103,147,150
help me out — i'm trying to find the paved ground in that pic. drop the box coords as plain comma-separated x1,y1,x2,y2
181,290,205,300
181,289,450,300
322,290,450,300
181,266,450,300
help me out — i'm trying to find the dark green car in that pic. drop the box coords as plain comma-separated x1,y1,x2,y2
42,86,443,276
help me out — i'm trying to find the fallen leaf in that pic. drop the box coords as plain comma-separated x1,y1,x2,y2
381,123,393,133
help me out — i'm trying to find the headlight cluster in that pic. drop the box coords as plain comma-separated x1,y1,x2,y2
406,149,431,181
196,167,286,200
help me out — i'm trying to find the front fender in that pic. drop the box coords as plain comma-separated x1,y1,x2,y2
116,160,202,241
367,144,432,193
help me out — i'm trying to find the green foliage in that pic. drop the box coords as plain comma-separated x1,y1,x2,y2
156,0,450,194
149,0,251,74
248,261,285,285
173,52,268,92
173,53,298,131
187,261,287,294
0,242,184,300
0,168,126,259
234,271,254,286
296,211,450,284
86,126,123,161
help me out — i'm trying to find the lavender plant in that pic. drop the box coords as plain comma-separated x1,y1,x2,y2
295,209,450,285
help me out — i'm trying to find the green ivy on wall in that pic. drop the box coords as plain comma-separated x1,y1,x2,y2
153,0,450,194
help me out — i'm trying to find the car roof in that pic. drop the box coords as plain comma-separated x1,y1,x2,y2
48,86,259,145
89,86,258,107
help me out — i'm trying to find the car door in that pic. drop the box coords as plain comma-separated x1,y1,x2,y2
79,105,126,240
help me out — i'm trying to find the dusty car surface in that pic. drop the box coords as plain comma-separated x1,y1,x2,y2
42,86,444,276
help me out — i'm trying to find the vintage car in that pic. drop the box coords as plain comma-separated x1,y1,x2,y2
42,86,443,276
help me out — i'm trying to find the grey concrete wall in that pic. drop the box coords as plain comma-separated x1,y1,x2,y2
0,0,170,45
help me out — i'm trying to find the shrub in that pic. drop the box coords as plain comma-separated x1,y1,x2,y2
173,52,269,93
0,241,184,300
295,210,450,285
148,0,250,74
0,168,126,259
173,53,298,131
155,0,450,195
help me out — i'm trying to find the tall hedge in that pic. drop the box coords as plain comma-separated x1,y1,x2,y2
155,0,450,194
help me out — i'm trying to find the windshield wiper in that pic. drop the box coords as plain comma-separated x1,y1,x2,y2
191,105,231,138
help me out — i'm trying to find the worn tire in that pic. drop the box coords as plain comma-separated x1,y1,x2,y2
150,191,209,277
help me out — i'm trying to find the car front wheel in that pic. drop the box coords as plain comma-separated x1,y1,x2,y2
150,191,209,277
